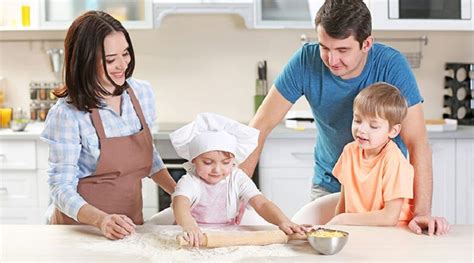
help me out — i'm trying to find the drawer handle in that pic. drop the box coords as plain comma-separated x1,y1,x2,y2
291,152,313,159
0,187,8,195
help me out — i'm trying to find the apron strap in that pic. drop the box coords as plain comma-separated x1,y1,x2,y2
89,84,148,140
90,108,107,140
126,86,148,131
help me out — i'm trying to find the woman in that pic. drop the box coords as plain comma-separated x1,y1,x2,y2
41,11,176,240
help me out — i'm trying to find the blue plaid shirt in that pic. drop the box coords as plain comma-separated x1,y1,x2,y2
40,78,165,221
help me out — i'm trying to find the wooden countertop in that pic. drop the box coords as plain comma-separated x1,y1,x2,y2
1,224,472,262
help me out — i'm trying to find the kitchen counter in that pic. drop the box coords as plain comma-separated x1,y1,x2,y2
1,122,473,140
0,224,472,262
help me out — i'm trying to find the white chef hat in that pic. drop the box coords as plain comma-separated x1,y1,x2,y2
170,112,260,164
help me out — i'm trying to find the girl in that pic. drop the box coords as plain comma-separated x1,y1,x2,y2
169,113,307,247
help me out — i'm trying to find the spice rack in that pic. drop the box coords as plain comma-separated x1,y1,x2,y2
29,81,61,122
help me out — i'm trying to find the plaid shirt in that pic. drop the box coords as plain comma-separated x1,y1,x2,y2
40,78,165,221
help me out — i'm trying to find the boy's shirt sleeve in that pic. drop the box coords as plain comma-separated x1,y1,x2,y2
382,155,414,202
332,144,350,185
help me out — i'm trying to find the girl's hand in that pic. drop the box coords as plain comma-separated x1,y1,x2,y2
182,225,204,248
278,221,310,235
99,214,136,240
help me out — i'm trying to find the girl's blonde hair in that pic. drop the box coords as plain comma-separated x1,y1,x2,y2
353,82,408,128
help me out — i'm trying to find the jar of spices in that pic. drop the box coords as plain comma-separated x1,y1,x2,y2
38,102,48,121
38,83,48,100
30,82,39,100
30,102,39,121
48,85,56,100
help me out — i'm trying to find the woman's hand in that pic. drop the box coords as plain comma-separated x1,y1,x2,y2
99,214,136,240
182,225,204,248
278,221,310,235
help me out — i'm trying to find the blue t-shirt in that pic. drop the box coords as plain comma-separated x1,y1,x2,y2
275,43,423,193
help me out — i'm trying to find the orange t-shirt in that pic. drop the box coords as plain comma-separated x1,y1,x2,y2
332,140,414,224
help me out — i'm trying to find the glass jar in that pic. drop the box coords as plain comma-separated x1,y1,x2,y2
30,102,39,121
38,83,48,100
38,103,48,121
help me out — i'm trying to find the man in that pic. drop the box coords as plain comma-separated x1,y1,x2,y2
240,0,449,235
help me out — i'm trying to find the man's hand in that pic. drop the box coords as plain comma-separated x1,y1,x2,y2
99,214,136,240
408,215,450,236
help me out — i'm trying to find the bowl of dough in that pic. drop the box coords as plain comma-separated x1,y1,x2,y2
307,227,349,255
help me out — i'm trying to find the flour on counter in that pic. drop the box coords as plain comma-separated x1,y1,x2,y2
81,224,312,262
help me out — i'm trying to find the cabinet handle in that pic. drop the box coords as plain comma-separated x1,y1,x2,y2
0,153,6,160
291,152,313,159
165,164,184,169
0,187,8,195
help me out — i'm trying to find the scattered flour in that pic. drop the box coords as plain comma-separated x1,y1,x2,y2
81,224,313,262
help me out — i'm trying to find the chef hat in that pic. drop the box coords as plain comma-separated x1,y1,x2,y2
170,112,260,164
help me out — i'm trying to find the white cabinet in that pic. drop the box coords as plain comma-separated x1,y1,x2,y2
259,137,315,218
255,0,312,29
0,138,159,224
0,140,44,224
0,0,153,31
429,139,456,224
153,0,254,28
259,135,473,224
455,139,474,224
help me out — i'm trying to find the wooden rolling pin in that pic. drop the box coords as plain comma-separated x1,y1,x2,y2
177,230,307,248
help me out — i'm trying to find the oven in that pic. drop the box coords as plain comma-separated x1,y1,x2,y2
371,0,474,30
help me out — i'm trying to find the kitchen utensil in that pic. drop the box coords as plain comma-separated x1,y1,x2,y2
307,227,349,255
177,229,307,248
47,48,64,80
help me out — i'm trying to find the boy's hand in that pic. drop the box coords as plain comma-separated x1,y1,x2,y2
182,225,204,248
326,214,344,225
278,221,310,235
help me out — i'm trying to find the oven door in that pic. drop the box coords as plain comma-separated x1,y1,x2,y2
159,160,187,211
389,0,471,19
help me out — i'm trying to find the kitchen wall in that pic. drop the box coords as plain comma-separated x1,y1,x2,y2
0,14,473,123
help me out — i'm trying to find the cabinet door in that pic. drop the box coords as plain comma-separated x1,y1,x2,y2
255,0,312,28
429,139,456,223
455,139,473,224
40,0,153,29
259,167,313,218
142,177,158,209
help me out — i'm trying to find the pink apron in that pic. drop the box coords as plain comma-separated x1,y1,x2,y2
191,179,235,225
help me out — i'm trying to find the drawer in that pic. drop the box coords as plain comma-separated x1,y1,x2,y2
36,140,49,169
0,207,42,224
0,171,38,207
260,138,315,168
0,140,36,170
142,178,158,208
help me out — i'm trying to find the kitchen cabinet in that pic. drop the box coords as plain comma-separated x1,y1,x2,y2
429,139,456,223
255,0,312,29
0,138,159,224
153,0,254,28
455,139,473,224
259,129,474,224
259,137,315,218
0,0,153,31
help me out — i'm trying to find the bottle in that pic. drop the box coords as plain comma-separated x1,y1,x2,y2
21,2,30,27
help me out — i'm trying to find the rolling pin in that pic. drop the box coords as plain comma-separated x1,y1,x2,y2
177,230,307,248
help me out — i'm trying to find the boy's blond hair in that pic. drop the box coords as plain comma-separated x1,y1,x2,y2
353,82,408,128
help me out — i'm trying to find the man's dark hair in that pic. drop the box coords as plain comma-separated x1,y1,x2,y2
315,0,371,48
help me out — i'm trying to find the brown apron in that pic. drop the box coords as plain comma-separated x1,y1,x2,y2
50,87,153,225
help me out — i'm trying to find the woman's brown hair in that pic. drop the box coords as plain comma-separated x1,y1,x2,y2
54,10,135,112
